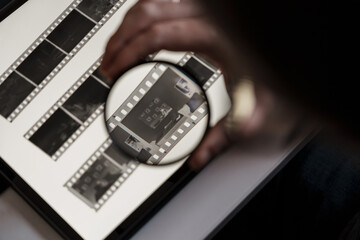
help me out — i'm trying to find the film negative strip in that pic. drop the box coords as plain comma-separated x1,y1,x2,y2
24,59,109,160
65,138,138,210
178,53,222,91
0,0,127,122
107,63,209,165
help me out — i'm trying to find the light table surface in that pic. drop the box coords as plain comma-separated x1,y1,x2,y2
0,134,308,240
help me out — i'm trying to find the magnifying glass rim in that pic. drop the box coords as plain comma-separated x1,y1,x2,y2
104,61,212,166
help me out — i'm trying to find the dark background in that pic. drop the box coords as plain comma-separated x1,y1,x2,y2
0,0,11,9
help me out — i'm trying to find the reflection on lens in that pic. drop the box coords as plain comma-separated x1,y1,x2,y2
105,62,209,166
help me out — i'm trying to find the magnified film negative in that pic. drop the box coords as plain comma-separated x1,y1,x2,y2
107,63,209,165
64,52,223,210
178,53,222,90
65,139,137,210
25,59,109,160
0,0,127,122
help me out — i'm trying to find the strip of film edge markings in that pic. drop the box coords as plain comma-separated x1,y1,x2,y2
2,0,128,122
24,58,106,161
106,63,167,130
177,53,222,91
149,103,209,164
64,138,138,211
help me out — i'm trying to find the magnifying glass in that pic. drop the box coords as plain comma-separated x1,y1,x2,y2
105,62,210,166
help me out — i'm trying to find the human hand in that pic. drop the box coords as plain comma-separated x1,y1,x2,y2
189,81,308,171
100,0,233,81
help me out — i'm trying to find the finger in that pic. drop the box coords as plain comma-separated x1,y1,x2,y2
102,17,222,80
188,119,232,171
101,0,203,70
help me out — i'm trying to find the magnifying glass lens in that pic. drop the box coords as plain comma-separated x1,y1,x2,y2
105,62,209,166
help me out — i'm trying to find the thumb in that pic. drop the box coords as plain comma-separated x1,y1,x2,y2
188,119,231,171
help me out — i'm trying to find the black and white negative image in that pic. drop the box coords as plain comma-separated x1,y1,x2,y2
108,65,208,165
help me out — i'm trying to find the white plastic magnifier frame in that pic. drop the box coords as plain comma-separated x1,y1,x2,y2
104,61,211,166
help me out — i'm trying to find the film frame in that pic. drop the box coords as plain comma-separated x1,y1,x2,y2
107,63,209,165
0,0,127,122
28,108,82,157
178,53,222,91
0,71,36,118
24,59,108,160
65,138,138,210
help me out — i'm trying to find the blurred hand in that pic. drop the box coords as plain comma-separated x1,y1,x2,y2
100,0,233,81
189,82,309,171
100,0,308,171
